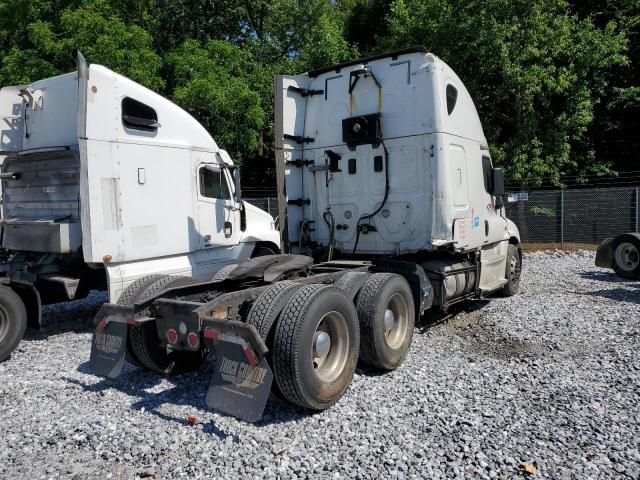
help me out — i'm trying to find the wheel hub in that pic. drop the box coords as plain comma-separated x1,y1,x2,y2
615,242,639,271
384,309,395,331
312,311,349,383
313,331,331,358
384,293,409,349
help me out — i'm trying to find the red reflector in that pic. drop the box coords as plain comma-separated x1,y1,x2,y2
166,329,178,344
243,345,258,367
187,332,200,349
96,318,109,333
203,328,220,340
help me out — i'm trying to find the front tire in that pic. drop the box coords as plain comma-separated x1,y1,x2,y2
356,273,415,370
0,286,27,362
500,244,522,296
272,284,359,410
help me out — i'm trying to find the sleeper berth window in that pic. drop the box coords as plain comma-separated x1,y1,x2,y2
446,84,458,115
121,97,159,132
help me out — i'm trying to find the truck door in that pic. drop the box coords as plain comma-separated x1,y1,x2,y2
196,163,241,248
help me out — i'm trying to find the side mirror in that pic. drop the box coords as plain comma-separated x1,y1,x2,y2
491,168,505,196
225,165,242,203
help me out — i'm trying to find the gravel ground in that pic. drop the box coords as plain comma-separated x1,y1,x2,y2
1,251,639,479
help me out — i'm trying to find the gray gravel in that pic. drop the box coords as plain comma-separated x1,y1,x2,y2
1,251,639,479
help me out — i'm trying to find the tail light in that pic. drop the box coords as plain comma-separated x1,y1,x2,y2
187,332,200,349
166,329,178,344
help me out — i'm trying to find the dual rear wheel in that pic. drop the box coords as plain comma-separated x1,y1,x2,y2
256,273,415,410
122,271,416,411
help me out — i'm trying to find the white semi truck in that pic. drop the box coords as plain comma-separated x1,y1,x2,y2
0,53,280,362
89,47,522,421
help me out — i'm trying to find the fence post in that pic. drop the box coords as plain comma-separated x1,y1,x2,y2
636,187,639,233
560,189,565,249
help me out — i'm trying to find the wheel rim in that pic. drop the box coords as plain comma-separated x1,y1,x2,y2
615,242,639,272
509,252,521,284
312,311,349,383
0,304,9,343
384,293,409,350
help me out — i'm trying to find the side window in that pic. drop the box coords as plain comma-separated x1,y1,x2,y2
122,97,159,132
446,84,458,115
482,156,493,192
199,166,232,200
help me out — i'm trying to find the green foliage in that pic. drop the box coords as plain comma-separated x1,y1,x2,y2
0,0,636,186
384,0,628,186
0,0,163,89
296,10,359,70
166,40,265,165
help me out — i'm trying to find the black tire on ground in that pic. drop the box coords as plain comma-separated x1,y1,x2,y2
252,245,278,257
273,284,359,410
211,263,238,281
246,281,302,400
0,285,28,362
333,271,371,301
246,281,302,340
356,273,415,371
611,235,640,279
117,274,168,368
125,275,208,375
500,244,522,296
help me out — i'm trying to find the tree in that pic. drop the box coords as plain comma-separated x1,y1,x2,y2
567,0,640,173
0,0,163,89
384,0,628,186
166,40,265,166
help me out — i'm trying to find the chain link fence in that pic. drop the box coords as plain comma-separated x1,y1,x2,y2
246,186,640,250
245,197,279,221
505,186,640,249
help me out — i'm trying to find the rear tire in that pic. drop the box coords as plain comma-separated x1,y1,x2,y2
273,284,359,410
211,263,238,281
500,244,522,296
118,274,166,368
334,271,370,301
246,281,302,340
123,275,207,374
246,281,302,400
612,235,640,279
356,273,415,370
0,286,27,362
252,245,278,257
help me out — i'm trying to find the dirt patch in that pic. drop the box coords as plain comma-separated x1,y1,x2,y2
522,242,599,252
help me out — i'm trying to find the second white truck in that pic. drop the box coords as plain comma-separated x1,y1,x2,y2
0,53,280,362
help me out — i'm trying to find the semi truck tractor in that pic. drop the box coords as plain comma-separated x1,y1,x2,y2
0,53,280,362
89,47,522,422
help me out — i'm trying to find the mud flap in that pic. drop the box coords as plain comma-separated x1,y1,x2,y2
205,338,273,423
89,304,132,378
595,237,614,268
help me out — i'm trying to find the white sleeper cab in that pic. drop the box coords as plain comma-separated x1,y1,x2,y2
0,53,279,361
